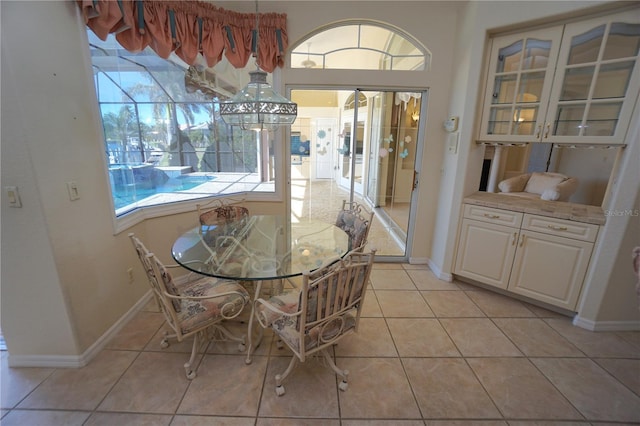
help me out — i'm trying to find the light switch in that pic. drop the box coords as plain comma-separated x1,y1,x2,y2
6,186,22,208
67,181,80,201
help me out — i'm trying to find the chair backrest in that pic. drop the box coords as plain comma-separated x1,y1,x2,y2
128,233,182,317
297,249,376,350
335,201,374,251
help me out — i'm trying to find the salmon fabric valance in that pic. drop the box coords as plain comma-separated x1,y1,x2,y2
78,0,288,72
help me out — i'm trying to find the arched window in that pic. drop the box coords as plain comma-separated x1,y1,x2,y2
290,21,429,70
344,92,368,110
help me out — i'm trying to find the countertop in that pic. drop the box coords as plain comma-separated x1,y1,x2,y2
464,192,605,225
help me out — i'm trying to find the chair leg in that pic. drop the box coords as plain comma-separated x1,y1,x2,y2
184,332,202,380
275,355,299,396
321,348,349,391
160,330,176,349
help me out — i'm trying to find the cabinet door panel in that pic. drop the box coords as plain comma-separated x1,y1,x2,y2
454,219,518,289
479,27,563,142
547,11,640,144
508,230,593,310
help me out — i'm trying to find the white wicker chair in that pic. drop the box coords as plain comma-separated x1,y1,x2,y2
335,201,374,252
129,233,249,379
254,248,376,396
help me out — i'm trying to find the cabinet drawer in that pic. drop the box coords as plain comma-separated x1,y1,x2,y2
463,204,523,228
522,214,599,242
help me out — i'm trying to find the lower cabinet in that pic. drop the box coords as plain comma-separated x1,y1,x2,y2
454,204,599,311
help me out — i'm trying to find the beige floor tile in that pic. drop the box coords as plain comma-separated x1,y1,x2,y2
507,421,590,425
258,419,340,426
403,358,501,419
387,318,460,357
374,263,405,270
106,311,165,350
377,290,434,317
493,318,584,357
593,358,640,395
545,318,640,358
522,303,568,318
467,358,582,420
403,263,429,270
98,352,191,414
84,412,172,425
334,318,399,357
0,409,90,426
258,355,339,418
370,269,416,290
178,354,267,416
17,350,137,410
144,324,199,353
532,358,640,423
0,352,54,409
407,269,461,290
615,330,640,350
440,319,522,357
421,291,485,317
344,421,425,426
338,357,421,419
464,290,535,317
361,290,384,317
174,416,255,426
425,421,507,425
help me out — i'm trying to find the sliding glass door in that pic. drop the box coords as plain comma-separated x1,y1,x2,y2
289,88,425,259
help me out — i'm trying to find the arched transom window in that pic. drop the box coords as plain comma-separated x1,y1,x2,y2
290,21,429,70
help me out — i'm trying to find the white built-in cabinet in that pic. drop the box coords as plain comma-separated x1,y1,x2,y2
454,204,599,311
479,9,640,145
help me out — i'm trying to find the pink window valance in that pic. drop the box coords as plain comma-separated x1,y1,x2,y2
78,0,288,73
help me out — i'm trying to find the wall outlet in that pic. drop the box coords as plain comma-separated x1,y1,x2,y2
127,267,134,283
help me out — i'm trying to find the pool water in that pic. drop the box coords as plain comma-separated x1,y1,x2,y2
111,173,215,210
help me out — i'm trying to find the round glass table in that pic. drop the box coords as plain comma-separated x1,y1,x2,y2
171,215,349,363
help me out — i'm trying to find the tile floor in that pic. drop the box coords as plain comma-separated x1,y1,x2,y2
2,263,640,425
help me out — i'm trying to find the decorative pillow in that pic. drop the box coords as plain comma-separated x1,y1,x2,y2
498,174,530,193
524,172,567,195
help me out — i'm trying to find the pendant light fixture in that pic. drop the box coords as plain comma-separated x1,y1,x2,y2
220,0,297,131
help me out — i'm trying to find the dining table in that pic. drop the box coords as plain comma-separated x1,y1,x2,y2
171,214,350,364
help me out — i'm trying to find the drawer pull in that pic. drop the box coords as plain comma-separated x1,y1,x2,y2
547,224,568,231
519,234,526,247
511,232,517,246
483,213,501,219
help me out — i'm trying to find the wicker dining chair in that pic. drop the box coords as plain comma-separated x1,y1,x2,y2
129,233,249,379
254,248,377,396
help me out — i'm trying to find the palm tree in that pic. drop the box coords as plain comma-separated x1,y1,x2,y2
101,105,136,163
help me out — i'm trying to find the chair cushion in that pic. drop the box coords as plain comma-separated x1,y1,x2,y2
176,277,249,335
200,206,249,225
524,172,567,195
272,312,356,352
336,210,369,250
256,290,300,327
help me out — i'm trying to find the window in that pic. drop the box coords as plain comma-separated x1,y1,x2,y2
88,31,275,217
290,21,429,70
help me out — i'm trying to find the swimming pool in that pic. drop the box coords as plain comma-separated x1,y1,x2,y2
109,165,216,210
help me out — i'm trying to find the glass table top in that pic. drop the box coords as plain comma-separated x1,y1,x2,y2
172,215,349,281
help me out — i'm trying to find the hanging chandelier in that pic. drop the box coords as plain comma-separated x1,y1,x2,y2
220,1,297,131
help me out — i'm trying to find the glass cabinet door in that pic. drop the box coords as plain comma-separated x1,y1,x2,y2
479,27,563,142
546,11,640,144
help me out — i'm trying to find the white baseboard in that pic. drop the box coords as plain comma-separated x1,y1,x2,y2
573,315,640,331
8,291,153,368
425,258,453,282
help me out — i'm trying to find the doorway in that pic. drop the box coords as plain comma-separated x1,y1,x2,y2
289,88,425,260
